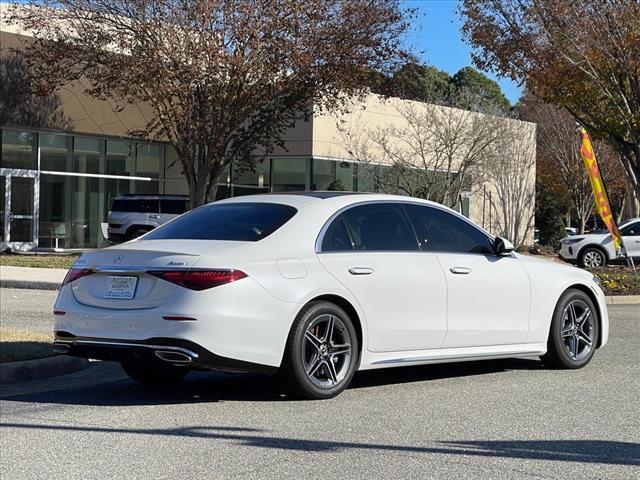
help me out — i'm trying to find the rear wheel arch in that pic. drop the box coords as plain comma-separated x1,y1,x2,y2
303,294,363,354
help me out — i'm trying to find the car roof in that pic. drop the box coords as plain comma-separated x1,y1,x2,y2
213,191,451,211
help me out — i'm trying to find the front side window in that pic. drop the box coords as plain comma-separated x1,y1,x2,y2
406,204,494,255
144,202,297,241
621,221,640,237
342,203,418,251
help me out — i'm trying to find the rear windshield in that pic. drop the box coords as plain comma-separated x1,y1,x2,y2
111,199,159,213
143,202,297,241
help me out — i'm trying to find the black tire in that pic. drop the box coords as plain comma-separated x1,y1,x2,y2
280,301,359,400
121,362,189,384
541,289,599,369
578,247,607,268
127,228,150,240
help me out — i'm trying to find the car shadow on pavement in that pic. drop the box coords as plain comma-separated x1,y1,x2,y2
349,357,545,389
0,357,545,407
0,417,638,467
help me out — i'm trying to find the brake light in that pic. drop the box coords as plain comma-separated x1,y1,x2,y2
148,270,247,290
62,268,94,286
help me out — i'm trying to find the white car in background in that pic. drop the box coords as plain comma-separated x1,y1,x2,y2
107,195,190,243
558,218,640,268
53,193,609,399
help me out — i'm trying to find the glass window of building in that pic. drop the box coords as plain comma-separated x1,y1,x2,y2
1,129,37,170
39,174,71,249
136,143,162,178
356,164,377,192
40,134,72,172
74,137,102,174
106,140,135,176
134,180,160,195
233,159,270,196
335,161,354,191
71,176,103,248
312,159,334,190
272,158,310,192
105,178,133,207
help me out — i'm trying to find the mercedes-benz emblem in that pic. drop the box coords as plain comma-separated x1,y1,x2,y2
113,255,123,264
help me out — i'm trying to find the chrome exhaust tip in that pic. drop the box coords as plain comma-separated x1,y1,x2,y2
154,350,194,364
52,343,71,354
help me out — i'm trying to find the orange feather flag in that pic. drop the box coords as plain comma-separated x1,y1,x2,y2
579,127,623,255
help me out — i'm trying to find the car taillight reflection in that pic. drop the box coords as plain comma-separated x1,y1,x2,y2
148,270,247,291
61,268,94,286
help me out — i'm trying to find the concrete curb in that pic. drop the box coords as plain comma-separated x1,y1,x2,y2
0,279,60,290
605,295,640,305
0,355,89,385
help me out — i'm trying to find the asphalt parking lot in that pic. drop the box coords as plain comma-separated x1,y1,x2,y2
0,289,638,479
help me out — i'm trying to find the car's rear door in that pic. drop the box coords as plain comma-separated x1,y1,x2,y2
406,204,531,348
317,202,447,352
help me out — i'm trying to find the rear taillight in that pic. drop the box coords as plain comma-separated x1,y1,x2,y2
148,270,247,291
62,268,94,286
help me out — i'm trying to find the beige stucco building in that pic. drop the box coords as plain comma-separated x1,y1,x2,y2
1,9,535,251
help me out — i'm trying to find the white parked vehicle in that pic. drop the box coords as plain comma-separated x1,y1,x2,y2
53,193,609,399
558,218,640,268
107,195,190,243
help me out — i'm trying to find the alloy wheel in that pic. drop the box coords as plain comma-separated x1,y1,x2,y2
302,314,353,389
561,299,595,362
582,250,603,268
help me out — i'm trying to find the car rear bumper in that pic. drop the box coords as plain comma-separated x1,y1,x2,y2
53,333,278,374
53,277,300,368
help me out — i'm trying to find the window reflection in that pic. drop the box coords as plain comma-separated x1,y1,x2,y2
1,129,37,170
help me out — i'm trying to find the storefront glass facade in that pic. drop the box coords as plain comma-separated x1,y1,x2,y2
1,127,164,250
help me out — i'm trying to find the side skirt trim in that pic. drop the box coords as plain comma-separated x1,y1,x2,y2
368,344,547,367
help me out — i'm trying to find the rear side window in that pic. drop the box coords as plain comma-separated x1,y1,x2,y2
144,202,297,241
342,203,418,251
321,216,353,252
406,204,494,255
160,199,189,214
111,199,159,213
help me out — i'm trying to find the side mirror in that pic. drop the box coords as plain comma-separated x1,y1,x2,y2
494,236,515,256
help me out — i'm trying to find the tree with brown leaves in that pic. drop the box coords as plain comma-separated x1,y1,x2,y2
460,0,640,215
6,0,410,206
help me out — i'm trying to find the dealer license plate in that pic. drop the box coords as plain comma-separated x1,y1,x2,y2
103,276,138,299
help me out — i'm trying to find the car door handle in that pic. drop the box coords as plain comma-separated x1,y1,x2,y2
450,267,472,275
148,214,161,219
348,267,374,275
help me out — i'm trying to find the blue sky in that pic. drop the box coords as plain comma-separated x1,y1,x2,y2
402,0,523,104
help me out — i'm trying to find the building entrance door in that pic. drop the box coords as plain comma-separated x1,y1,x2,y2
0,169,38,252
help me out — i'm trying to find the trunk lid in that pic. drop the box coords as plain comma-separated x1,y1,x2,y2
69,240,245,309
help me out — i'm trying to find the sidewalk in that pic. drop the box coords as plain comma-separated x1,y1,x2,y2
1,265,639,304
0,266,67,290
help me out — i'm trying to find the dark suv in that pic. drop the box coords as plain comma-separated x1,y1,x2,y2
107,195,190,243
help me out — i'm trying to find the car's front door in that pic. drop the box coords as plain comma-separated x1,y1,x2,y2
406,204,531,348
620,221,640,258
317,202,448,353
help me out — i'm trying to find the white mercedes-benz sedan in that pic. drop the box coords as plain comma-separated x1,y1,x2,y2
53,193,609,399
